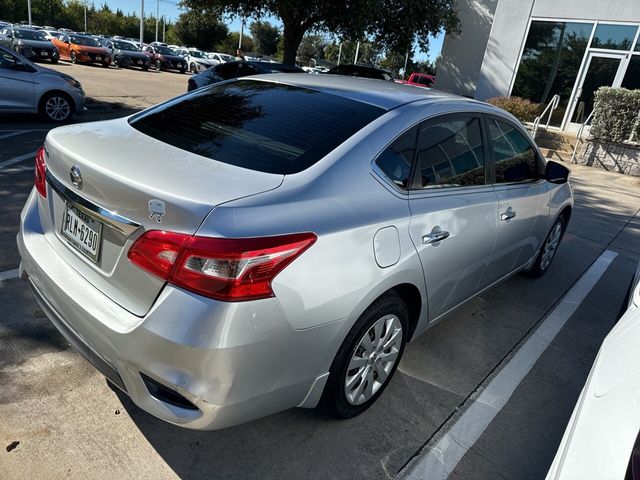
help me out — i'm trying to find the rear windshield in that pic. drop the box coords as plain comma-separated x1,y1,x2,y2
129,80,385,174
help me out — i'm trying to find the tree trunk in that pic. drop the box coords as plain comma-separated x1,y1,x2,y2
282,21,306,65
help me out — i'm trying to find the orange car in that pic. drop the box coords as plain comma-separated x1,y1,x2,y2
52,33,111,67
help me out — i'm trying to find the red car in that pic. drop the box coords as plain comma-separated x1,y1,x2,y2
398,72,435,88
52,33,111,67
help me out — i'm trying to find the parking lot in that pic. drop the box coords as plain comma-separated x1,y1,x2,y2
1,64,640,480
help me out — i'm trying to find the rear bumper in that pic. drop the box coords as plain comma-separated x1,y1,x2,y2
17,189,341,429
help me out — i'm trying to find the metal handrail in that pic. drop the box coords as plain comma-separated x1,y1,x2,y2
570,111,594,164
532,94,560,139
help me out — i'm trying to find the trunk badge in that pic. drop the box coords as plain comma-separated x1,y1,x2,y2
70,165,82,189
149,199,166,223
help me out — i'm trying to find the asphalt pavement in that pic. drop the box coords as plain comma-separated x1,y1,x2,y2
0,65,639,480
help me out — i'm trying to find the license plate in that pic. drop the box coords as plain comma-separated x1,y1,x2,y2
41,51,48,57
61,203,103,262
95,55,102,61
137,60,143,64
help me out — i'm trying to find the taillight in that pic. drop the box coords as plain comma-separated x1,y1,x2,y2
34,146,47,198
128,231,316,301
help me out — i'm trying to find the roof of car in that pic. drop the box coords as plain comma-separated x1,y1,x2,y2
238,73,472,110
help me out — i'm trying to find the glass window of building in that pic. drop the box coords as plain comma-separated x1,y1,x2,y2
511,21,594,126
591,24,638,50
622,56,640,91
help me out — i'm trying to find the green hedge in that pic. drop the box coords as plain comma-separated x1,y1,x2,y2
486,96,542,122
590,87,640,144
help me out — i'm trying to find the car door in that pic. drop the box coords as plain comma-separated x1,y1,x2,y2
483,117,551,285
0,49,35,110
57,35,70,58
408,114,498,321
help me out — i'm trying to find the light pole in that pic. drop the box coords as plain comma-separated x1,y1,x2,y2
27,0,32,26
84,1,87,32
238,13,245,50
162,16,166,43
354,41,360,64
337,42,342,65
139,0,144,47
402,49,410,80
155,0,159,43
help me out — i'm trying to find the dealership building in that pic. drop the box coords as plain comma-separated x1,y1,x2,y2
436,0,640,131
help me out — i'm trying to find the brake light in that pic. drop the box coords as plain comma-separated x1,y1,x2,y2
34,146,47,198
128,231,316,301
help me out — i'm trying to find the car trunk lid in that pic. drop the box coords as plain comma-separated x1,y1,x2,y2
41,118,284,316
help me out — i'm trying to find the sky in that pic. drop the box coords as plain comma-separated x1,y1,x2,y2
101,0,443,61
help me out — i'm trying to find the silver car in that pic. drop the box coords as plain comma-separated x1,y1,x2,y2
0,46,85,122
17,74,573,429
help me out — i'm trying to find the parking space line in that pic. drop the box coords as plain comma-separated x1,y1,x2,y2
0,269,19,282
0,130,33,140
0,151,37,170
399,249,618,480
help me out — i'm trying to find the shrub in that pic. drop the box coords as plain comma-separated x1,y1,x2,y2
590,87,640,144
486,96,542,123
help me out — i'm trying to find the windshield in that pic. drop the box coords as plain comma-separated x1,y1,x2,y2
14,29,47,41
129,80,385,175
113,41,137,51
70,35,100,47
156,46,175,55
190,50,205,58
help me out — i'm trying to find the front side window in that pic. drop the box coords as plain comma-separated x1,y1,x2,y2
375,127,417,189
0,50,17,70
488,119,538,184
414,116,486,188
129,80,385,174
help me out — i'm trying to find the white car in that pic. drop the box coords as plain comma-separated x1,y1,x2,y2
547,266,640,479
206,52,233,63
174,47,217,72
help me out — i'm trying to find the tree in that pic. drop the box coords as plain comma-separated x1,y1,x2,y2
250,20,280,56
324,40,381,66
172,10,228,51
297,34,327,65
180,0,459,65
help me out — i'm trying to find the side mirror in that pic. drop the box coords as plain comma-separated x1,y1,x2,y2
545,160,570,184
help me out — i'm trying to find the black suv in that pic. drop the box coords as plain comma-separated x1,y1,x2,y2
326,64,395,82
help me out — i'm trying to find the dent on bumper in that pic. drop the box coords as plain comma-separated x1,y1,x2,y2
17,190,344,429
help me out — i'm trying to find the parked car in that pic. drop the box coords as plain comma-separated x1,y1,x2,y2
401,72,436,88
173,47,217,73
17,74,572,430
0,27,60,63
187,60,304,90
0,46,84,122
41,29,61,41
206,52,233,64
142,44,186,73
52,33,111,67
100,39,150,70
547,270,640,479
327,64,395,82
57,27,74,33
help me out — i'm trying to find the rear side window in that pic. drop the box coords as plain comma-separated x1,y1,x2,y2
488,119,538,183
129,80,385,174
375,127,417,189
414,116,486,188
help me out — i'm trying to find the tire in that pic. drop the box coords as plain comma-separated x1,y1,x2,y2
321,291,408,419
113,56,120,67
524,215,565,278
154,59,162,70
39,92,73,123
190,63,197,73
70,51,77,64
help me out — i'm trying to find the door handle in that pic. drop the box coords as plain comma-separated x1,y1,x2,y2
422,231,450,244
500,208,517,221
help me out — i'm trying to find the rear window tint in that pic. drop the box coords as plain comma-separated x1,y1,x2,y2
129,80,385,174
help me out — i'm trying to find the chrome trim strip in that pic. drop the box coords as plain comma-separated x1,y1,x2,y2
46,169,141,236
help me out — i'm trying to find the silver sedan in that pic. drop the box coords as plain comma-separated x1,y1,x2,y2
17,74,573,429
0,45,85,122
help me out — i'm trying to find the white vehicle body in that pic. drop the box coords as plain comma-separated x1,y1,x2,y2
547,266,640,479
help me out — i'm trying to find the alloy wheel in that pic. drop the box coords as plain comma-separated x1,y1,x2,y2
540,222,562,271
45,96,71,122
344,314,403,406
